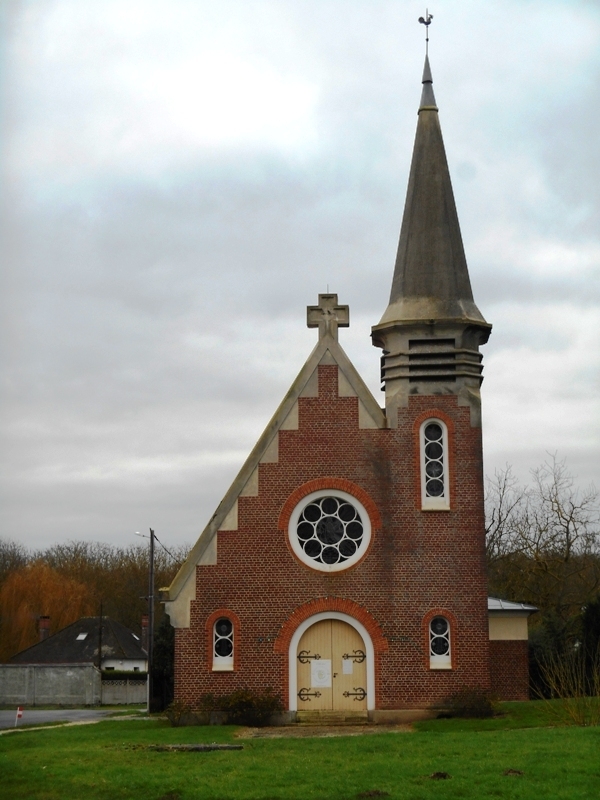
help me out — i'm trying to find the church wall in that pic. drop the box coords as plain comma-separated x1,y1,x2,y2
174,364,490,711
489,640,529,701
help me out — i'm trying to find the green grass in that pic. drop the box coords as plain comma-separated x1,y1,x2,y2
1,703,599,800
414,698,577,732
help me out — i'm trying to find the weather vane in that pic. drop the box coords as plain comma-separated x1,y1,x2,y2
418,9,433,55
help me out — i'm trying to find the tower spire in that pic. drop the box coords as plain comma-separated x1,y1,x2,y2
372,53,491,425
419,54,436,110
379,55,485,327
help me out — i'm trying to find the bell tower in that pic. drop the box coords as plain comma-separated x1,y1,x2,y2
371,56,491,426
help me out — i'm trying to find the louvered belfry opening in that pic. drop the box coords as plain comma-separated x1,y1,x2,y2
379,335,485,386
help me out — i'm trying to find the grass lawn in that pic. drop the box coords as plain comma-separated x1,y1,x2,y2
0,702,599,800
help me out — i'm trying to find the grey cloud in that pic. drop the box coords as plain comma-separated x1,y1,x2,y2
1,0,599,550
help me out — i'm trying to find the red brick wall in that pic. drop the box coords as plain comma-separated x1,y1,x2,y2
489,640,529,700
174,364,490,710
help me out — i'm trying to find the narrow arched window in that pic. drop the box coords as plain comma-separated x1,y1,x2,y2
429,616,451,669
212,617,234,671
420,419,449,509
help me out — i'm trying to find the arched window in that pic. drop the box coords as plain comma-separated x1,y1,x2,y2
420,419,449,510
213,617,234,671
429,616,451,669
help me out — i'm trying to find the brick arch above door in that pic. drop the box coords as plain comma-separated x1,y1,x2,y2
274,597,388,656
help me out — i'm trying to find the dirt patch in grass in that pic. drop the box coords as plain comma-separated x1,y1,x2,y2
235,723,413,739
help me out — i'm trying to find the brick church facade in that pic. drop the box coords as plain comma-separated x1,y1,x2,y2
164,57,535,720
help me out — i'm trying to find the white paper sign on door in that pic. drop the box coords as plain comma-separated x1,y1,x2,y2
311,659,332,687
342,657,353,675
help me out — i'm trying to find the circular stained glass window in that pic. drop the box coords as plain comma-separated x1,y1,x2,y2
289,489,372,572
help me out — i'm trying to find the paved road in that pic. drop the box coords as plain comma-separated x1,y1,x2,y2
0,708,117,730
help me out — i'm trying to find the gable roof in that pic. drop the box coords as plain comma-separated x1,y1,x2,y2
162,331,386,609
10,617,147,665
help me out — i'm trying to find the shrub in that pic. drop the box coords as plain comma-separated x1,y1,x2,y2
101,670,147,680
165,701,193,727
197,693,219,716
535,646,600,726
198,688,283,727
443,687,496,718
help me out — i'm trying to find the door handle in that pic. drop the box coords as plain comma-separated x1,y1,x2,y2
332,672,338,678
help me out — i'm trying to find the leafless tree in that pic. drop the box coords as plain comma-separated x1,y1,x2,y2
0,538,29,588
485,464,528,564
485,455,600,625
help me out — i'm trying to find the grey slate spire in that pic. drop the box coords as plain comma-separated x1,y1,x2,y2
372,57,491,426
419,54,437,109
379,56,486,327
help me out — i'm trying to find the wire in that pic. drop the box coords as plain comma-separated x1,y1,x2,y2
135,530,177,560
154,533,176,561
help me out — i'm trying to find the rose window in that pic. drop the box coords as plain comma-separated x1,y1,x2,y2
289,489,372,572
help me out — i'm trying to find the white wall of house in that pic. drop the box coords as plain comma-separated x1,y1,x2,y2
102,658,147,671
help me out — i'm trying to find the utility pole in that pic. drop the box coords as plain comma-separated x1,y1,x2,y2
147,527,155,713
98,601,103,706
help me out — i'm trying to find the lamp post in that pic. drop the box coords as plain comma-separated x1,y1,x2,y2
147,528,155,713
98,601,103,706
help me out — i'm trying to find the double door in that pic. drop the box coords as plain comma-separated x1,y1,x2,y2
296,619,367,711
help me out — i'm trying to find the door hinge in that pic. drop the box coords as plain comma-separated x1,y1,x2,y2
298,688,322,702
343,687,367,701
297,650,321,663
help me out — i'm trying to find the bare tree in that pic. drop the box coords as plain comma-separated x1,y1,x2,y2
485,455,600,625
528,457,599,563
0,538,29,588
485,464,527,564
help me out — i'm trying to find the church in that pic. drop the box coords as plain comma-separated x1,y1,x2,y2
163,56,536,722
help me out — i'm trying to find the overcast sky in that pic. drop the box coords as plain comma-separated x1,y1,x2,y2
1,0,599,552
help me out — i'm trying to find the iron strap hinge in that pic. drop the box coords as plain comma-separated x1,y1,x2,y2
297,650,322,663
342,687,367,701
342,649,366,663
298,688,322,702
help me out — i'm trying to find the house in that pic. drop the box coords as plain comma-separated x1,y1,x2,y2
10,616,148,672
0,616,148,706
163,56,537,722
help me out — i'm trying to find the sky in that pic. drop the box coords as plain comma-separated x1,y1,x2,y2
1,0,599,552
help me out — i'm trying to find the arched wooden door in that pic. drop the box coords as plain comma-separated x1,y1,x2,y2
296,619,367,711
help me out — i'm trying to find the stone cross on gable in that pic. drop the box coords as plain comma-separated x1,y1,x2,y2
306,293,350,341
